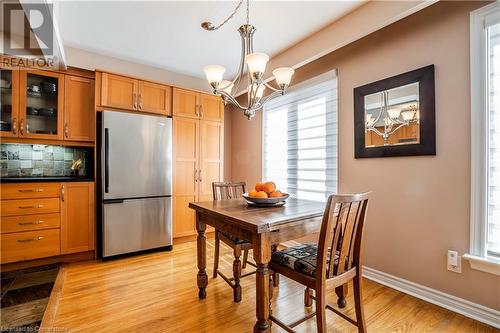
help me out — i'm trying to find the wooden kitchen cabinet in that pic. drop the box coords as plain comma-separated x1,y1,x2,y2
173,88,199,119
138,81,171,115
1,198,60,217
172,116,223,238
173,117,199,238
19,69,65,140
101,73,138,110
1,182,61,200
1,67,95,143
1,229,61,264
0,67,20,138
0,182,95,265
198,120,224,202
64,75,95,141
99,71,172,116
60,182,95,254
0,182,62,264
173,88,224,122
199,93,224,122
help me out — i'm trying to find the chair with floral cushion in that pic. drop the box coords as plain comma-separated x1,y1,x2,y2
268,192,371,333
212,181,256,302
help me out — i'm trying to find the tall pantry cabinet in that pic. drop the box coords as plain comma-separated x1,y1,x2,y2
172,88,224,238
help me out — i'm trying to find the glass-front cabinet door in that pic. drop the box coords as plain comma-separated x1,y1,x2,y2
19,70,64,140
0,68,20,138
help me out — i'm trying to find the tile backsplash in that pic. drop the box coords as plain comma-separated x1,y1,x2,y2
0,144,90,178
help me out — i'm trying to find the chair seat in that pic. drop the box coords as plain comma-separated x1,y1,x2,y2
271,243,338,277
219,230,250,245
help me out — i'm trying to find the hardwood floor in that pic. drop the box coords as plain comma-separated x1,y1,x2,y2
41,240,497,333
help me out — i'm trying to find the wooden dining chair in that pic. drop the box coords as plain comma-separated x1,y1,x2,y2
212,181,256,302
268,192,371,333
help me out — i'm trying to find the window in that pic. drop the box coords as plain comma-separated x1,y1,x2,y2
468,2,500,274
263,72,337,202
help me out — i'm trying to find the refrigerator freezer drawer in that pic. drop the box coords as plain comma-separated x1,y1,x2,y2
103,197,172,257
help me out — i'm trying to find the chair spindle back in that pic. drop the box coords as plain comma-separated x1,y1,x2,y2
317,192,371,280
212,182,247,201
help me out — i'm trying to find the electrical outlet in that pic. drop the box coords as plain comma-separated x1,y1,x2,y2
447,250,462,273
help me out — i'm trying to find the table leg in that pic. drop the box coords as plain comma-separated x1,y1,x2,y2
335,284,348,308
196,213,208,299
253,233,271,333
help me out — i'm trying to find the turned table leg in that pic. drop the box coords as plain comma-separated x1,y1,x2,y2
196,213,208,299
253,233,271,333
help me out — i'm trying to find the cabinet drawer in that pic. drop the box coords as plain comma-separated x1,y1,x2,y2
1,229,60,264
1,213,60,234
1,198,60,217
1,183,61,199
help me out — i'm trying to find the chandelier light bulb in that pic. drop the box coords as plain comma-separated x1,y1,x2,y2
203,65,226,86
273,67,294,87
246,52,269,76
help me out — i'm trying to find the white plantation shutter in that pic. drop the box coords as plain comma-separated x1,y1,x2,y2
263,72,337,202
487,22,500,257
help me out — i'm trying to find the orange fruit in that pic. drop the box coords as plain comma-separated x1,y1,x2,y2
249,190,259,198
262,182,276,194
255,191,268,198
255,182,265,191
269,190,283,198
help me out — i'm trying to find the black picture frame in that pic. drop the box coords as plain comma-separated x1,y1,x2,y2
354,64,436,158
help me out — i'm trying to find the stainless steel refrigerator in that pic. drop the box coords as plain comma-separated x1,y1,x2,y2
100,111,172,258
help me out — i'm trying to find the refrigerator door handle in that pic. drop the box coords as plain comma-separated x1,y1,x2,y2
103,199,124,204
105,128,110,193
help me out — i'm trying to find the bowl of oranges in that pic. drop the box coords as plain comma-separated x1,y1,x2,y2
243,181,289,207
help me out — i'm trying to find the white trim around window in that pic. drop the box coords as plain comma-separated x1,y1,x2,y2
469,2,500,276
262,70,338,202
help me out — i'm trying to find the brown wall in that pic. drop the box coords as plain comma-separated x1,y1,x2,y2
229,2,500,310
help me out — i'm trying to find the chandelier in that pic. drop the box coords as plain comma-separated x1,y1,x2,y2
365,90,420,145
201,0,294,120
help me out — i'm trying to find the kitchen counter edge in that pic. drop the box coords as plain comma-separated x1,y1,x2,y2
0,177,95,183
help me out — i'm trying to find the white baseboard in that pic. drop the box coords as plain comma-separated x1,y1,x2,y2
362,266,500,329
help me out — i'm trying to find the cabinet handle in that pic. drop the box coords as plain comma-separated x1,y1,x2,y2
139,94,143,110
198,170,202,182
195,105,199,117
133,93,138,109
199,105,204,119
18,221,44,226
194,169,198,182
64,123,69,138
19,119,24,136
61,185,65,201
18,236,44,243
18,205,44,209
12,117,17,135
18,188,43,193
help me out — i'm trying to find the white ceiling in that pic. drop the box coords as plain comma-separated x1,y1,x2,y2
57,1,363,80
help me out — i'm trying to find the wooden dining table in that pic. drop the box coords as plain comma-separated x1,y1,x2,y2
189,197,347,333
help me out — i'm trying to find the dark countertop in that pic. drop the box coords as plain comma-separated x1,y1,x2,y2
0,177,95,183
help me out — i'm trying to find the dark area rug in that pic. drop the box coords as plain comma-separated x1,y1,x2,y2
1,264,59,332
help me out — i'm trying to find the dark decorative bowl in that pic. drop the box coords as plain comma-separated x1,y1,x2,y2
26,107,39,115
242,193,290,206
39,108,56,117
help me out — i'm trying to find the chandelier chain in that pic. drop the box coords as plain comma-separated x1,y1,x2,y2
208,0,245,31
246,0,250,25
